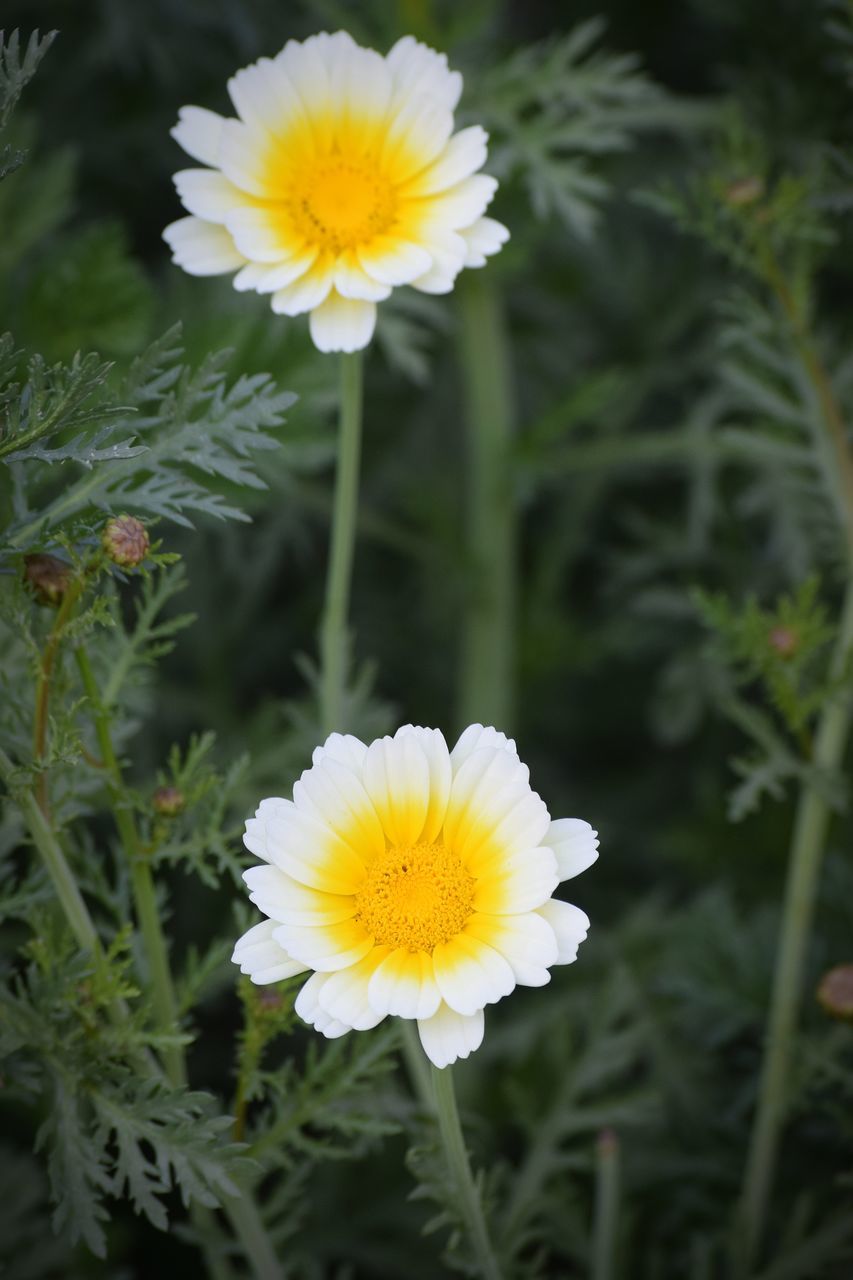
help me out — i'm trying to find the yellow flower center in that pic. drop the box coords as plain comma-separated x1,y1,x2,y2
288,156,398,254
354,841,475,952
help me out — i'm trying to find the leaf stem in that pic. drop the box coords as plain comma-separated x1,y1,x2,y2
430,1060,503,1280
739,250,853,1266
74,644,282,1276
738,576,853,1266
32,577,85,815
0,745,100,954
399,1018,435,1115
592,1128,621,1280
74,644,185,1087
457,273,516,733
319,351,364,736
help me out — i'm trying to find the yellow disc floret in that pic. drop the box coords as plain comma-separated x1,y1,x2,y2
286,156,399,255
354,841,475,952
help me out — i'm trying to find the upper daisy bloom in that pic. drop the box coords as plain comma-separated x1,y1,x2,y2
233,724,597,1068
164,32,509,354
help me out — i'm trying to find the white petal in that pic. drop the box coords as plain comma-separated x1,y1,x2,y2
311,732,369,772
316,947,389,1030
271,259,335,315
223,207,301,263
309,293,377,354
394,725,452,843
386,36,463,112
473,846,560,915
460,216,510,267
163,217,246,276
538,898,591,964
228,56,305,136
357,237,433,287
421,174,498,233
173,169,249,223
242,865,355,926
382,94,454,182
218,118,272,197
232,919,308,984
443,744,532,869
274,919,373,973
450,724,518,770
417,1003,484,1069
171,105,226,167
292,756,385,860
333,253,391,303
367,947,442,1020
274,38,334,143
362,733,432,846
546,818,600,882
432,934,515,1016
409,126,489,196
464,911,558,988
255,798,367,894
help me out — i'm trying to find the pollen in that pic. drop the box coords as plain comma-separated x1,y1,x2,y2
287,156,399,255
354,841,476,953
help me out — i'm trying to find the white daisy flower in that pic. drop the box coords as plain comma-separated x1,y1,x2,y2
233,724,597,1068
163,31,509,354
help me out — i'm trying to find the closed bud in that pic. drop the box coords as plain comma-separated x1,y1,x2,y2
724,176,764,207
769,626,798,658
102,514,149,567
817,965,853,1021
152,786,185,817
23,553,72,606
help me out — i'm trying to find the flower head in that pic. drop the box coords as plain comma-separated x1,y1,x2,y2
233,724,597,1068
164,32,509,353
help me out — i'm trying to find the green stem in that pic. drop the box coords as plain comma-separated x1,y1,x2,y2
0,746,100,954
221,1191,282,1280
592,1129,620,1280
319,351,364,736
431,1061,502,1280
739,579,853,1266
75,645,186,1087
399,1018,435,1115
457,273,516,733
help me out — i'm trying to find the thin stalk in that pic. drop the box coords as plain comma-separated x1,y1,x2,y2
431,1061,503,1280
32,577,84,814
592,1129,621,1280
319,351,364,736
2,754,275,1278
399,1018,435,1115
0,746,99,953
75,645,185,1087
739,577,853,1266
457,273,516,733
739,249,853,1266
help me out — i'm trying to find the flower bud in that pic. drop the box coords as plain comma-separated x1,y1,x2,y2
102,515,149,567
817,964,853,1021
769,626,798,658
23,553,72,606
724,176,764,207
152,786,185,817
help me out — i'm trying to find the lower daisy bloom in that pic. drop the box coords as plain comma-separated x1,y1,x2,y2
233,724,597,1068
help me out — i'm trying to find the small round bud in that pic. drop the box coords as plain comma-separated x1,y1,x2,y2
724,176,765,207
769,626,798,658
817,965,853,1021
258,990,284,1013
23,553,72,606
152,786,185,818
102,515,149,567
